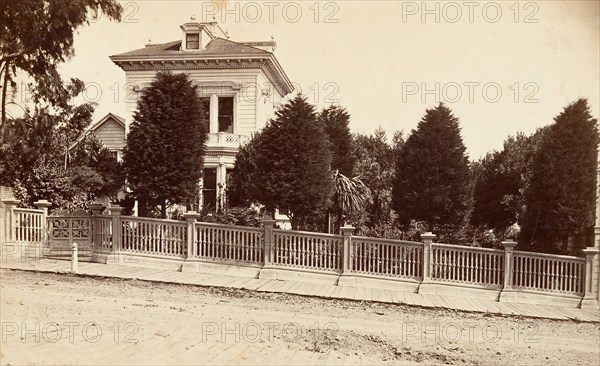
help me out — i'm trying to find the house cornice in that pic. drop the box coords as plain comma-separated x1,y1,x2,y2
110,54,294,97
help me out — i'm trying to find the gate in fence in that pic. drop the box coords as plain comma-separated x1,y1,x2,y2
46,216,93,258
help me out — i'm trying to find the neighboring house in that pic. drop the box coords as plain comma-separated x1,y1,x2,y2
109,20,294,219
70,112,127,206
73,112,126,161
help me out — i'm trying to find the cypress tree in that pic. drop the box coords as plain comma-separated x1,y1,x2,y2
122,71,207,218
521,99,598,253
392,103,470,232
471,130,544,235
319,105,356,176
254,94,333,230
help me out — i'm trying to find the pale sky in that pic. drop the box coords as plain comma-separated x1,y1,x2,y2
15,0,600,159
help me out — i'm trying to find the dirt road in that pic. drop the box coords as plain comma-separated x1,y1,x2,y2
0,269,598,365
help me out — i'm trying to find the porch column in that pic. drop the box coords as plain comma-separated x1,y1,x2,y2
198,176,204,212
217,163,226,210
209,93,218,133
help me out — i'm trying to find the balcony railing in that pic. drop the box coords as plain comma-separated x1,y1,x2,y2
206,132,249,150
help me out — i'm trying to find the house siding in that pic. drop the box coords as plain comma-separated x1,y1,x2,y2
124,69,260,136
256,71,286,131
94,118,126,150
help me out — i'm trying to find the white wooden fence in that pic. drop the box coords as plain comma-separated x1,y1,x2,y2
272,229,342,272
351,236,423,280
1,199,599,309
14,208,45,243
193,222,264,264
121,216,187,257
512,251,585,295
431,244,504,289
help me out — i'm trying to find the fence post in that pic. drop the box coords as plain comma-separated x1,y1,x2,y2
1,199,19,243
417,232,436,294
262,217,276,265
421,232,436,281
581,247,600,310
498,240,517,302
183,211,197,259
340,225,354,274
89,204,105,258
107,206,123,263
1,199,20,262
33,199,52,260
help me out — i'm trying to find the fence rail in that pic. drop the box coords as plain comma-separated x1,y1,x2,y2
121,216,187,257
513,250,585,295
432,243,504,288
194,222,264,264
351,237,423,280
272,229,343,272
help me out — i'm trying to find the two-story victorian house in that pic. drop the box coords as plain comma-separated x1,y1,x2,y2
109,21,294,211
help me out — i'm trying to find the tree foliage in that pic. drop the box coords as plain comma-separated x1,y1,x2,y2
0,0,123,212
70,134,124,202
331,170,370,229
0,0,122,130
471,130,544,236
231,94,333,230
392,103,470,232
521,99,598,253
122,71,207,218
0,103,122,210
319,105,356,176
227,132,262,207
352,128,403,231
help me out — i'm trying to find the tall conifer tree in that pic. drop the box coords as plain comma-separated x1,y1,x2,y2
521,99,598,253
123,71,207,218
392,103,470,232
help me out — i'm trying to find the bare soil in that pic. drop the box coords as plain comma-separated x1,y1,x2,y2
0,269,598,365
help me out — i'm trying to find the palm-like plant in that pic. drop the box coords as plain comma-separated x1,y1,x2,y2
331,170,371,232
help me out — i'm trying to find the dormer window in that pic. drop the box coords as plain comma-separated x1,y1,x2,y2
186,33,199,49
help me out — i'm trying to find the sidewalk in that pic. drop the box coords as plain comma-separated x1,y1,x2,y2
1,259,598,323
